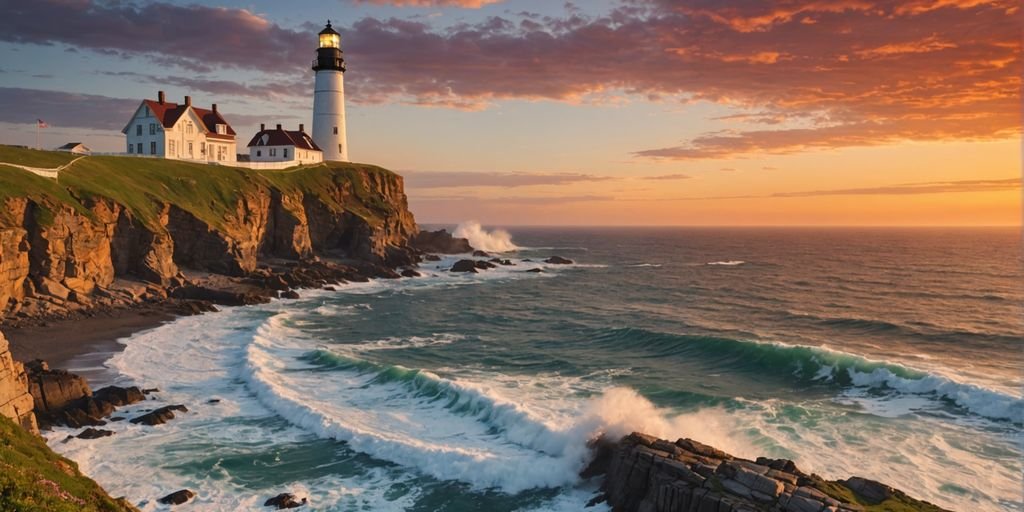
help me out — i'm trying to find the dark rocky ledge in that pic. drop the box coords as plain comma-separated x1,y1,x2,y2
586,432,951,512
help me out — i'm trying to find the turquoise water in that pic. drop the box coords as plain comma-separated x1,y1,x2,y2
49,227,1022,511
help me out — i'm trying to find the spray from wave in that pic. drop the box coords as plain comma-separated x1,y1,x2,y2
454,221,519,253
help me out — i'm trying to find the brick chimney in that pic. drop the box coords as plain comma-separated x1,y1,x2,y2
276,123,282,130
184,96,192,107
211,103,218,112
260,123,265,131
158,91,165,104
299,123,304,132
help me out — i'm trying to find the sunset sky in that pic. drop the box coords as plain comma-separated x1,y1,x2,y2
0,0,1019,226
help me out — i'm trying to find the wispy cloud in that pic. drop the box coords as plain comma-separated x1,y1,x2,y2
413,194,612,204
352,0,503,6
641,173,692,180
403,171,614,188
663,178,1021,201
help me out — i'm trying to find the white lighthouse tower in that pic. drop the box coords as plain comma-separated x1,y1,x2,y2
311,21,348,162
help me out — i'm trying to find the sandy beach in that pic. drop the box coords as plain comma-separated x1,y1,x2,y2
3,305,179,383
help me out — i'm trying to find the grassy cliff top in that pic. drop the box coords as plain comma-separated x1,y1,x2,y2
0,146,403,230
0,415,137,511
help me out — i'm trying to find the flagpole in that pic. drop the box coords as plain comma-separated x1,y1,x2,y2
36,122,39,150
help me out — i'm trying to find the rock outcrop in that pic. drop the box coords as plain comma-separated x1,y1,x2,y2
0,331,37,433
591,432,949,512
0,159,420,326
410,229,473,254
129,404,187,426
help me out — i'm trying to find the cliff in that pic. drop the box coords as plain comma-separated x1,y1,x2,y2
590,432,950,512
0,331,37,433
0,146,419,322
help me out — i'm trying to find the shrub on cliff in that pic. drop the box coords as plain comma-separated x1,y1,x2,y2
0,415,137,511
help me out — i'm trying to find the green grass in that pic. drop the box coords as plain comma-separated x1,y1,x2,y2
0,147,403,232
0,415,135,511
0,146,78,168
814,480,948,512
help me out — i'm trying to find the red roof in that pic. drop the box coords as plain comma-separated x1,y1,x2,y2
137,99,236,138
246,128,321,151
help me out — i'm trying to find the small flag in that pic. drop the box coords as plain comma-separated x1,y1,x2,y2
37,119,48,128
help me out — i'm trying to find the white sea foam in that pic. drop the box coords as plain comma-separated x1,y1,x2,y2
707,260,745,266
845,366,1024,424
454,220,519,252
240,315,761,493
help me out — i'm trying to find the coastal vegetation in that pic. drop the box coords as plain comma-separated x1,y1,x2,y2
0,415,135,511
0,146,401,231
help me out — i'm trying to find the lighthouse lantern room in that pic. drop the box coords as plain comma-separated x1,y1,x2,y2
311,21,348,162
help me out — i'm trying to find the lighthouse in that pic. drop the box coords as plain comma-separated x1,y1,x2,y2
311,21,348,162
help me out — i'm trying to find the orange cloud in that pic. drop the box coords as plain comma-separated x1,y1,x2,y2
353,0,503,6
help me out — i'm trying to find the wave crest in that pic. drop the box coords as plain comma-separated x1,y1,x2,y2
454,221,519,253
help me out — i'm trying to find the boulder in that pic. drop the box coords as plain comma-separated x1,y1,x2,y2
75,427,114,440
843,477,894,504
400,269,421,278
473,260,496,270
544,256,574,265
264,493,307,509
472,250,490,257
130,404,187,426
450,260,479,273
424,254,441,261
410,229,473,254
526,268,543,273
279,290,300,299
26,362,92,416
93,386,145,407
158,489,196,505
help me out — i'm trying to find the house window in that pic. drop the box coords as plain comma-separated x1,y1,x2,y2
333,126,338,134
136,124,142,136
338,144,342,154
168,140,175,155
150,141,157,154
283,148,289,159
270,148,277,157
200,142,206,156
128,143,133,154
188,142,193,156
137,143,142,154
149,123,157,135
144,106,150,116
216,124,226,135
256,150,261,157
186,123,192,135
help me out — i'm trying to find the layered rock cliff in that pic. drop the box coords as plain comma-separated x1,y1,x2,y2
0,331,37,433
0,151,419,322
590,432,950,512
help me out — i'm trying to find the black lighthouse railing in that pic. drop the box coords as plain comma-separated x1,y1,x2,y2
313,48,346,72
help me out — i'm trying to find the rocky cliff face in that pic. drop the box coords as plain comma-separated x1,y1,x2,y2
0,164,418,322
0,331,37,433
591,432,949,512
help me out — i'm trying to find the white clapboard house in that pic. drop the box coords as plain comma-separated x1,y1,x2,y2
122,91,237,163
246,124,323,165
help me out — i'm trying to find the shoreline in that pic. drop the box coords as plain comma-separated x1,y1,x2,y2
4,302,181,385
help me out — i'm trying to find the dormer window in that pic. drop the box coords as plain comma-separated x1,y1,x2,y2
216,124,227,135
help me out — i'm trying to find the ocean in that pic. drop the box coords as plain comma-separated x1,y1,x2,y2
48,226,1022,511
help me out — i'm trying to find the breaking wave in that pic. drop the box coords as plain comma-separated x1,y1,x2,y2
589,327,1024,424
454,221,519,253
239,314,751,492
